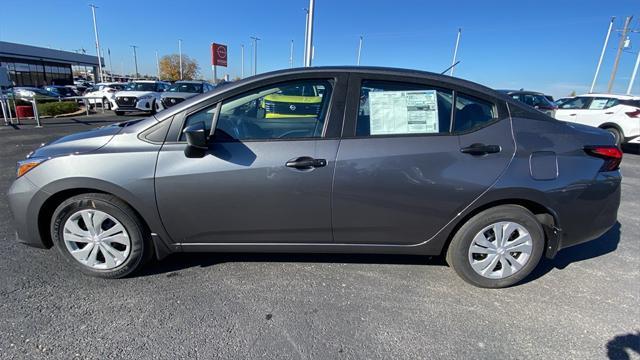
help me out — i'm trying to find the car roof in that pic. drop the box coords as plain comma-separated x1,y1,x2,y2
498,89,546,96
132,80,168,84
175,80,207,84
577,93,640,100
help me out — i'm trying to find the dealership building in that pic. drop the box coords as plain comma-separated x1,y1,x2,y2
0,41,102,87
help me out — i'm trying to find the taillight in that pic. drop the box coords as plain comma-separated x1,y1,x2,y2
625,108,640,118
584,145,623,171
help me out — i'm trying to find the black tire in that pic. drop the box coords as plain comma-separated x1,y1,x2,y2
115,110,124,116
51,193,151,278
604,127,623,147
446,205,544,288
150,100,157,115
102,98,111,110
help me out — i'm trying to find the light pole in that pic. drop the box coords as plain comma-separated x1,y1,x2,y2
628,50,640,95
130,45,139,79
590,17,615,93
108,48,114,81
178,39,183,80
304,0,315,67
356,35,363,65
250,36,260,75
303,8,309,65
89,4,104,82
450,28,461,76
241,45,245,79
289,40,294,68
155,50,160,80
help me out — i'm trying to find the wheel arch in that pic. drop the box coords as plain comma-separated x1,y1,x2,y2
598,122,624,137
440,197,559,258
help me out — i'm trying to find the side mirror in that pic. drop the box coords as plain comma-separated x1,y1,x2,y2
183,122,208,150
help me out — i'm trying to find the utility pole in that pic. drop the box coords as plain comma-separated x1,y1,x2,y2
89,4,104,82
250,36,260,75
590,17,615,93
303,8,309,66
304,0,315,67
130,45,139,79
241,44,245,78
178,39,183,80
607,16,633,93
628,50,640,95
155,50,160,80
356,35,363,65
450,28,462,76
289,40,294,68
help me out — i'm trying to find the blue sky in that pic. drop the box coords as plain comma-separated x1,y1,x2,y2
0,0,638,97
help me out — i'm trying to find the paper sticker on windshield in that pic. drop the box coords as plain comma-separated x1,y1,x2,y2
369,90,439,135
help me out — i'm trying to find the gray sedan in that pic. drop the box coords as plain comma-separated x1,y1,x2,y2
7,67,621,288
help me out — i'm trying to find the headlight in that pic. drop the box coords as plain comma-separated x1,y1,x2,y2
16,158,47,178
138,95,153,100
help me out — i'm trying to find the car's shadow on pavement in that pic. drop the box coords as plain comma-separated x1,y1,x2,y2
138,222,621,281
523,221,621,284
137,251,446,278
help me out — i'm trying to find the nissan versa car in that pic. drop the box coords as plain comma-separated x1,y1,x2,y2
7,67,622,288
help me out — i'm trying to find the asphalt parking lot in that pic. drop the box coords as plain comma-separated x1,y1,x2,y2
0,114,639,359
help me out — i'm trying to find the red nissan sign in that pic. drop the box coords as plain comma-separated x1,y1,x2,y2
211,43,227,67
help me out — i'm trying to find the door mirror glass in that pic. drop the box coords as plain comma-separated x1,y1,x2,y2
183,121,208,149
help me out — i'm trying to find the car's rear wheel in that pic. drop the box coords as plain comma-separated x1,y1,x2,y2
604,127,623,147
51,193,150,278
446,205,544,288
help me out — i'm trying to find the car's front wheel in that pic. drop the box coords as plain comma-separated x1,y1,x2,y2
102,98,111,110
446,205,544,288
51,193,150,278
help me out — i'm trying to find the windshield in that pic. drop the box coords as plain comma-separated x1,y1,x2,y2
168,83,202,93
125,83,157,92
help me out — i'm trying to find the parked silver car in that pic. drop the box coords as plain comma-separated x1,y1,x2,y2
7,67,621,288
160,80,216,109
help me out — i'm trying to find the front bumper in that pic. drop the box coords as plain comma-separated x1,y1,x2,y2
7,175,49,248
113,98,156,112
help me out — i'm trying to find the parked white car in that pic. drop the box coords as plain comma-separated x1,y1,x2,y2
83,82,127,110
555,93,640,145
112,80,171,115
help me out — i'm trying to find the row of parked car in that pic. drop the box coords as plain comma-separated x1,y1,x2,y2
503,89,640,146
5,79,227,116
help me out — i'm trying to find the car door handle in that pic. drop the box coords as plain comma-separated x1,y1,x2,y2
285,156,327,169
605,111,614,115
460,143,501,155
569,113,577,116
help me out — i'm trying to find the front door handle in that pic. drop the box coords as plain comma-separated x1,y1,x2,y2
460,143,501,155
285,156,327,169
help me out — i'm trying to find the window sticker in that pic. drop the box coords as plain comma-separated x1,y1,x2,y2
369,90,439,135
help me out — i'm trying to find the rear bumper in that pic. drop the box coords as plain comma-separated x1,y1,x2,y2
555,171,621,251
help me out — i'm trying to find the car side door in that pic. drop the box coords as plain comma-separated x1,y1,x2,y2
154,73,348,245
578,97,620,128
555,96,592,122
332,74,515,245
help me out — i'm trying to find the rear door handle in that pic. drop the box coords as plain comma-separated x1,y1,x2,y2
285,156,327,169
460,143,501,155
569,113,577,116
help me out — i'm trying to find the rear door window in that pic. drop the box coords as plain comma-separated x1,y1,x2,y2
560,97,591,109
356,80,453,136
453,93,497,132
588,98,619,110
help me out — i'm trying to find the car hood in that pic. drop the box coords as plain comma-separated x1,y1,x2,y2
115,91,156,97
27,123,126,159
161,92,198,99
